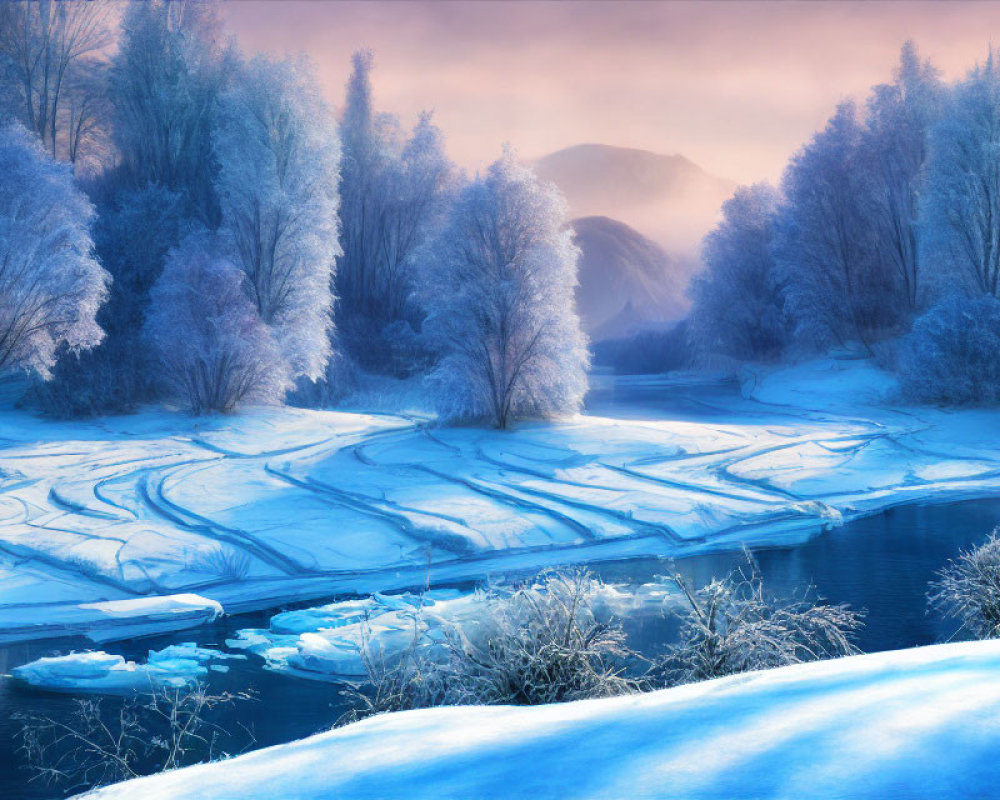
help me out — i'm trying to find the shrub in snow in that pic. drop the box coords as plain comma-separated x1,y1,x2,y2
896,294,1000,405
339,618,448,724
420,149,589,429
657,555,863,684
145,232,289,414
929,530,1000,639
0,123,109,378
437,570,636,705
16,684,252,792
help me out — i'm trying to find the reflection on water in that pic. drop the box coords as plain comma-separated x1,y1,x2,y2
2,497,999,799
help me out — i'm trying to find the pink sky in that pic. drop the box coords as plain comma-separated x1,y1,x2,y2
224,0,1000,184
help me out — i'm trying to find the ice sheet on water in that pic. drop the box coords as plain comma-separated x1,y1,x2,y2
228,581,675,681
12,642,244,694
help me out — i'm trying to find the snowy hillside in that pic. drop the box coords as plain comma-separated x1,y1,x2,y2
4,359,1000,645
83,639,1000,800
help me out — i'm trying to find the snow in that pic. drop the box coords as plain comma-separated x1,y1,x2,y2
0,594,223,645
4,359,1000,644
81,639,1000,800
12,643,243,694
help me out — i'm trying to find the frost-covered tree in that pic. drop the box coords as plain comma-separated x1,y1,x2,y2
921,51,1000,298
862,41,941,310
421,150,588,429
32,184,185,417
777,101,903,351
688,183,787,363
336,51,455,374
337,50,380,321
213,55,341,384
0,123,108,377
109,0,227,223
145,232,289,414
0,0,112,162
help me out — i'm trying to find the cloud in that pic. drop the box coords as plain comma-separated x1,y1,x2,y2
224,0,1000,184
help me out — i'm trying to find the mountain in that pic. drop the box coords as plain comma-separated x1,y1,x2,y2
535,143,736,255
571,215,693,341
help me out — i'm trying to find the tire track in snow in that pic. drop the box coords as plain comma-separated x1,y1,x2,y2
265,464,479,555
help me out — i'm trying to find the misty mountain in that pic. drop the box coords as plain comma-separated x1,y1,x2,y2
572,215,693,342
535,143,735,255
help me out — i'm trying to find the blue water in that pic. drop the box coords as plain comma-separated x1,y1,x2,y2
2,496,999,798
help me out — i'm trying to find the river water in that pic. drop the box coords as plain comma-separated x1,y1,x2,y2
3,496,999,799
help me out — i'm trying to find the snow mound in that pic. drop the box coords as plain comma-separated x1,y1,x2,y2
82,640,1000,800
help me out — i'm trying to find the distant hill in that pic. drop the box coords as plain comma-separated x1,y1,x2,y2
572,215,693,342
535,143,735,256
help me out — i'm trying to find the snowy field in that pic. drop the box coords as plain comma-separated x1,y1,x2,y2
82,639,1000,800
4,357,1000,644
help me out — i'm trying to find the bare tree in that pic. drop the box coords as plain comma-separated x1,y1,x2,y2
863,41,941,310
0,0,113,161
61,57,111,173
213,55,341,384
688,183,788,363
336,52,454,374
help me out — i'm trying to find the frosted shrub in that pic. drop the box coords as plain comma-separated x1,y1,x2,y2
929,530,1000,639
339,618,448,724
437,570,636,705
145,232,290,414
345,570,636,720
897,294,1000,406
15,684,253,792
657,556,863,684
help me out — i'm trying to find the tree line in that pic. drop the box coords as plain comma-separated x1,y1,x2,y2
689,41,1000,404
0,0,587,428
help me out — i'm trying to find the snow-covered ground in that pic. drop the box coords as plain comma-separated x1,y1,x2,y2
4,357,1000,644
83,639,1000,800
